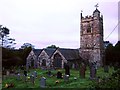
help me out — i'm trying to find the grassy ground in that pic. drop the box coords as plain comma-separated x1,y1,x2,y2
2,67,114,88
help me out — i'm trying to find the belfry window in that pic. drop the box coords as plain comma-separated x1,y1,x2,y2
87,25,91,33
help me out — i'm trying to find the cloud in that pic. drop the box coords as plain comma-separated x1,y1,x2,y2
0,0,119,49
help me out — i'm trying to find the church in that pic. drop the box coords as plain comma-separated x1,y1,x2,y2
26,7,104,70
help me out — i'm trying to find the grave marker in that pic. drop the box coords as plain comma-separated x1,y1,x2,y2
16,73,20,80
90,62,97,80
57,71,62,79
33,71,37,78
40,77,46,88
64,64,70,76
104,65,109,73
63,75,69,82
80,63,86,78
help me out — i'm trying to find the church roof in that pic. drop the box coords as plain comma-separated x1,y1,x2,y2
44,48,57,57
32,48,81,61
33,49,42,56
58,48,81,61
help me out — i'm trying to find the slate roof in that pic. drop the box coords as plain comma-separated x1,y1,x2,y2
43,48,57,57
33,49,42,56
32,48,81,61
58,48,81,61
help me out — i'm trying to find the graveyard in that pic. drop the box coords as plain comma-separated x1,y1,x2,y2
2,66,115,88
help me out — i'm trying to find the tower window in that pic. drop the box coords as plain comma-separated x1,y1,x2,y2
87,25,91,33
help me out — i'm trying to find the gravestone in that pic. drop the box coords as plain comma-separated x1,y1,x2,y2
90,62,97,80
24,70,27,77
104,65,109,73
47,71,52,77
30,74,35,85
74,77,77,81
64,64,70,76
33,71,37,78
63,75,69,82
57,71,62,79
80,63,86,78
23,75,27,82
16,73,21,80
40,77,46,88
6,70,10,76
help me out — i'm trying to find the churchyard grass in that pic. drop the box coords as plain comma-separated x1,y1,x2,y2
2,66,114,88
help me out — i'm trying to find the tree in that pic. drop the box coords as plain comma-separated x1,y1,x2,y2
105,43,114,65
114,41,120,67
0,25,16,49
19,43,33,65
47,45,58,48
20,43,34,49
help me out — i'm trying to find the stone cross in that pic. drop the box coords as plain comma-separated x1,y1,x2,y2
40,77,46,88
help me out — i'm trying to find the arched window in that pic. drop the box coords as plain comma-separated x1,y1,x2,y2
87,25,91,33
42,59,46,66
53,53,62,68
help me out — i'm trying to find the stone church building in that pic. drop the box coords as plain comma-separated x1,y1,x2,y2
80,8,104,66
26,8,104,69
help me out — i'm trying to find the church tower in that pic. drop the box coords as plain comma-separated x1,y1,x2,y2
80,7,104,66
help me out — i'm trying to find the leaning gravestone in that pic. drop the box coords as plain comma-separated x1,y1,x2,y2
64,64,70,76
80,63,86,78
40,77,46,88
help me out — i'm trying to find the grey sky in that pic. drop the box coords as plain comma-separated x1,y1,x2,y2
0,0,119,49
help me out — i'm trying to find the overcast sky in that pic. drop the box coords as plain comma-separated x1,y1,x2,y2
0,0,119,49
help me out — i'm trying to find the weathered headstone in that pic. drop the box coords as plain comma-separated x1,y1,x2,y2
57,71,62,79
16,73,21,80
33,71,37,78
80,63,86,78
72,64,75,69
24,70,27,77
40,77,46,88
30,74,35,85
74,77,77,81
90,62,97,80
47,71,52,77
64,64,70,76
23,75,27,82
63,75,69,82
6,71,10,76
104,65,109,73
